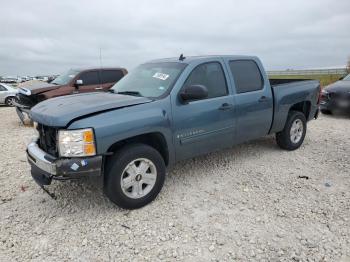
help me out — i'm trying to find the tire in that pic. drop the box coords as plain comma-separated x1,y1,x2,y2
5,96,17,106
276,110,307,151
104,143,166,209
321,109,332,115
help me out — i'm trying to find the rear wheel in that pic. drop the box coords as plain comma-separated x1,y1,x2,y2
276,111,307,150
104,143,166,209
5,96,17,106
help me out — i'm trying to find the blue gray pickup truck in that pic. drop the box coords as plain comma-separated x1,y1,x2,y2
27,55,321,209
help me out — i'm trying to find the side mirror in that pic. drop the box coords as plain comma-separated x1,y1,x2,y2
180,84,208,102
75,79,83,87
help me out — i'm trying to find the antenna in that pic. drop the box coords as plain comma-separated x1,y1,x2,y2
99,48,103,68
179,53,186,61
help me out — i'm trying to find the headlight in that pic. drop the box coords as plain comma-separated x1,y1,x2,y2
58,128,96,157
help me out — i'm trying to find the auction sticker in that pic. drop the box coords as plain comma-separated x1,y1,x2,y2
153,72,169,80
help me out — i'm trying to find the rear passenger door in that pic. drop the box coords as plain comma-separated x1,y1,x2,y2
100,70,125,91
77,70,101,93
224,59,273,142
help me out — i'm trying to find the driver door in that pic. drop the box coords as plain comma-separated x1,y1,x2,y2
172,61,236,161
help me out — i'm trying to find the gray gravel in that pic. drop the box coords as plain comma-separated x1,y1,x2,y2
0,106,349,261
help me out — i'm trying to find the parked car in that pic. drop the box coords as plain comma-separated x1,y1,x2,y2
26,55,320,209
1,76,20,84
320,74,350,114
15,67,127,123
0,83,18,106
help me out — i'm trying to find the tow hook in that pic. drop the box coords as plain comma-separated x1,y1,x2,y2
40,185,57,200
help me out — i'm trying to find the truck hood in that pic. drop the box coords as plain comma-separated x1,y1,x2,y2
30,92,152,127
19,81,62,95
324,80,350,93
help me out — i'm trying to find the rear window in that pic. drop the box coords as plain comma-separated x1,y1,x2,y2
100,70,124,84
229,60,263,93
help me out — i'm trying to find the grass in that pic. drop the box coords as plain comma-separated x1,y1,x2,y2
269,74,345,87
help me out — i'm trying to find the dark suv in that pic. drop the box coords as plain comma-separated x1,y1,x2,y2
15,67,127,123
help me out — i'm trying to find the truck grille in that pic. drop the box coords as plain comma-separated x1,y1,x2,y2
16,93,36,107
37,124,58,157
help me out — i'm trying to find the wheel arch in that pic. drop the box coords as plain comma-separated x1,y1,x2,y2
106,132,170,167
289,100,311,119
5,95,17,101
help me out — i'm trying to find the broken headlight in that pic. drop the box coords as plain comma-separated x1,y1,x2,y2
58,128,96,157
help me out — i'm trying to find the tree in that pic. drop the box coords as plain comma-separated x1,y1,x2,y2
347,57,350,74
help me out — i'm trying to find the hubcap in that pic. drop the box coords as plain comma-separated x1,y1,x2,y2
290,119,303,144
120,158,157,199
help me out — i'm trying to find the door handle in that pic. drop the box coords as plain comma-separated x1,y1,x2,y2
218,103,233,111
95,87,103,90
258,96,268,102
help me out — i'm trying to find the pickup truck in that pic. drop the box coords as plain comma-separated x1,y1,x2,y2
26,55,321,209
15,67,127,123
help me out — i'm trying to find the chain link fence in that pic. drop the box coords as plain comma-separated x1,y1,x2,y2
267,68,347,76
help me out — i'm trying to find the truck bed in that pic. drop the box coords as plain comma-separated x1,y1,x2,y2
269,79,320,134
269,78,311,87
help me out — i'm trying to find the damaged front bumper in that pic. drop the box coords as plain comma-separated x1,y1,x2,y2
27,139,103,187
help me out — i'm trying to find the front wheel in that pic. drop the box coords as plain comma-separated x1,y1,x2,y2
276,111,307,150
104,144,166,209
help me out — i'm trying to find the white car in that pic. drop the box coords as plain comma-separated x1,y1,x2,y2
0,83,18,106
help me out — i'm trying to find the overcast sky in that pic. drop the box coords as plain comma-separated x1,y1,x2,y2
0,0,349,76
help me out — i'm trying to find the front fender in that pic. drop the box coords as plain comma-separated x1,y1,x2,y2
67,99,175,164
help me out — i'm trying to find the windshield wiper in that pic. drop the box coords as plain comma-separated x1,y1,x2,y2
116,91,143,97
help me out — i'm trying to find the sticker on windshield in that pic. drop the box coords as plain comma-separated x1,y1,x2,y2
153,72,169,81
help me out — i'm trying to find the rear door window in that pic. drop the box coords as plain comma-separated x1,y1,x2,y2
184,62,228,99
100,70,124,84
79,71,100,85
229,60,263,93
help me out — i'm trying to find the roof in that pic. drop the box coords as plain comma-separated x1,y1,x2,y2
147,55,258,64
71,66,126,72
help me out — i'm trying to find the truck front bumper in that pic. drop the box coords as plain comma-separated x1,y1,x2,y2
27,139,103,187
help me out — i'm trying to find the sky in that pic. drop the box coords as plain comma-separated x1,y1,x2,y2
0,0,349,76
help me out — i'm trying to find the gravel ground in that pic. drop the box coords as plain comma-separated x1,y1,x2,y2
0,106,349,261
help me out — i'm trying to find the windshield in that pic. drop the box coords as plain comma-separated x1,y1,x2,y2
51,69,80,85
111,62,187,98
343,74,350,81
